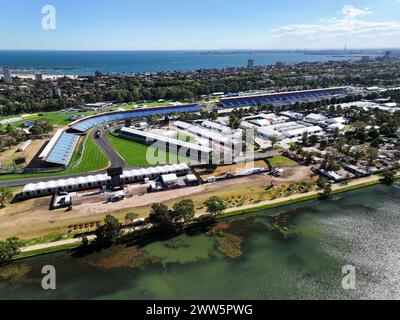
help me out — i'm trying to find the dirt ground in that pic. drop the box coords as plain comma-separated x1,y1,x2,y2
0,138,48,168
195,160,270,179
0,164,314,240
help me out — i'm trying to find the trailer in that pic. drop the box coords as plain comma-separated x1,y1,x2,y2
18,140,32,152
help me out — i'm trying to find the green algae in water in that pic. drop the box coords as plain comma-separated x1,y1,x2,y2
143,233,217,264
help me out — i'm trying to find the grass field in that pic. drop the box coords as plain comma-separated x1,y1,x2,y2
0,135,109,181
106,132,190,166
66,135,109,174
268,155,298,168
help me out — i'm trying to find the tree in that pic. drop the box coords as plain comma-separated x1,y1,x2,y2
203,196,227,216
308,135,320,145
302,131,308,146
149,203,170,224
95,215,121,246
3,136,16,149
381,170,396,185
319,184,332,200
288,142,297,155
229,114,240,129
335,136,347,152
351,148,364,163
125,212,138,224
172,199,195,223
319,139,328,150
0,237,23,264
321,153,340,171
148,203,176,234
269,135,279,149
0,187,13,208
365,147,378,166
303,151,314,165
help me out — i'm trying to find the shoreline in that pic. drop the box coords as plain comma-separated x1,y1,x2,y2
11,173,397,261
220,174,386,218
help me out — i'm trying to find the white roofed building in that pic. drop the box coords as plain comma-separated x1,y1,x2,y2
201,120,233,134
283,126,323,139
304,113,328,124
21,163,190,198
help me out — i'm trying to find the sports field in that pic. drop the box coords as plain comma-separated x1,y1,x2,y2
106,132,190,167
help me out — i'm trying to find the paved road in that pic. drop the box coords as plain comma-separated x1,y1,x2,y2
20,235,97,253
20,225,152,253
91,128,127,169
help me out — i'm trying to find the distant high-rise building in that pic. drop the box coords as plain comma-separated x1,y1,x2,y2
247,58,255,68
2,67,13,84
49,83,62,98
35,73,43,82
385,51,392,59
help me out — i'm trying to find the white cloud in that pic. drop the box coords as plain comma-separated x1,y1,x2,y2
341,5,372,19
270,5,400,48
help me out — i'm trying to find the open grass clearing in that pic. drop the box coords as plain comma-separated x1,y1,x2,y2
268,155,298,168
106,132,190,167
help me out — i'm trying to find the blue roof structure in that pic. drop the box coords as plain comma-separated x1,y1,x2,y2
45,132,80,166
70,104,201,132
219,88,347,108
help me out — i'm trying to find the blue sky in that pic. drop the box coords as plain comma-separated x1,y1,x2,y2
1,0,400,50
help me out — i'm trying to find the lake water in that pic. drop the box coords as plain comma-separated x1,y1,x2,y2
1,183,400,300
0,50,376,75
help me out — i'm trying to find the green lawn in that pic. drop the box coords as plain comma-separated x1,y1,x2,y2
268,155,297,168
0,135,109,181
66,135,109,174
106,132,190,167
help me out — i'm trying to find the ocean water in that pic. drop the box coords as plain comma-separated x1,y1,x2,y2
0,50,374,75
0,184,400,300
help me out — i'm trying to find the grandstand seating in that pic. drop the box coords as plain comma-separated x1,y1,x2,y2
70,104,201,132
220,88,347,108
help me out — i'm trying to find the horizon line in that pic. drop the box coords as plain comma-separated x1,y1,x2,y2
0,47,398,52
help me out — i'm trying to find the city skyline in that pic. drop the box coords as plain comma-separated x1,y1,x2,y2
1,0,400,50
